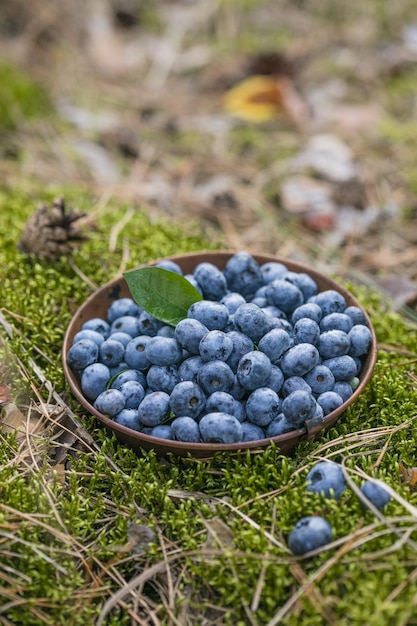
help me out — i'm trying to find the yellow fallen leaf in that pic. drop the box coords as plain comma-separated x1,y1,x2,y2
224,75,283,122
224,74,309,127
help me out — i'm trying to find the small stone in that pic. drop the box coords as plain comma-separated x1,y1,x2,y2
292,134,358,183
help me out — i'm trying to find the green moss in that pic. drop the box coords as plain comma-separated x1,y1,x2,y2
0,61,52,131
1,185,417,624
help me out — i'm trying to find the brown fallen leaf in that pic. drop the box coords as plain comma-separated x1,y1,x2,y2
1,402,45,440
399,463,417,491
127,521,156,554
201,517,234,551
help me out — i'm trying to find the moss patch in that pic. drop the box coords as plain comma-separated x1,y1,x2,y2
0,187,417,625
0,61,51,132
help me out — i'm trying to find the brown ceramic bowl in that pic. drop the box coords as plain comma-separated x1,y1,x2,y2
62,251,377,458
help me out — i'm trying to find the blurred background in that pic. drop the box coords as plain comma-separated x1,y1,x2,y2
1,0,417,314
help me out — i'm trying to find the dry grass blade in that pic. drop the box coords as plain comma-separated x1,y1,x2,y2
265,526,374,626
96,548,280,626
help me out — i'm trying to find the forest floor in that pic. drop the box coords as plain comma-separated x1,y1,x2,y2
1,2,417,625
1,0,417,319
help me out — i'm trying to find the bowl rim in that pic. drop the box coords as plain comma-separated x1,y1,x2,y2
62,250,378,457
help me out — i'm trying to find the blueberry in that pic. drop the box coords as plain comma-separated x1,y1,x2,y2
178,356,204,383
350,376,360,390
319,313,353,333
318,330,350,359
110,315,140,337
155,259,183,274
157,325,176,338
281,390,317,427
291,303,323,325
253,285,269,299
95,389,125,416
119,380,145,409
268,318,295,336
67,338,99,371
265,413,296,436
262,304,287,320
241,421,266,441
72,329,105,346
199,330,233,362
187,300,229,331
108,331,136,346
81,363,111,401
109,362,129,377
344,305,367,326
348,324,372,357
251,295,267,308
197,360,235,395
145,336,183,366
114,408,141,430
260,261,288,283
293,318,320,346
317,391,344,415
233,303,271,342
225,330,254,372
137,311,162,337
107,297,140,323
199,412,243,444
124,336,152,370
110,369,146,389
360,480,391,510
245,387,281,426
284,271,318,301
322,355,358,381
175,318,209,354
280,343,319,377
237,351,272,391
332,381,353,402
306,461,346,499
137,391,170,426
99,339,125,367
221,292,247,314
206,391,245,422
169,381,206,419
282,376,312,397
184,274,203,294
266,279,304,313
146,364,180,393
313,402,324,420
229,375,247,401
171,416,201,442
151,424,174,439
287,516,332,555
223,251,264,299
82,317,110,338
304,365,335,395
267,364,284,394
193,262,228,300
258,328,293,364
313,290,346,316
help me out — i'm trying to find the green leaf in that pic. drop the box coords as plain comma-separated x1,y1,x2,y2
123,266,203,326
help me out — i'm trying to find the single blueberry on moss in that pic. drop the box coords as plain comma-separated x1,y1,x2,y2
287,516,332,555
306,461,346,499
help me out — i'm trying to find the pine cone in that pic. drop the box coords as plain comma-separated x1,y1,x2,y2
18,197,87,260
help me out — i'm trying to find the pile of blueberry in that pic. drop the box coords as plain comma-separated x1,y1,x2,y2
287,460,391,555
66,251,372,445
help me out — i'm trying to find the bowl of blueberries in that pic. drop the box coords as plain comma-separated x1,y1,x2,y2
62,250,377,458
